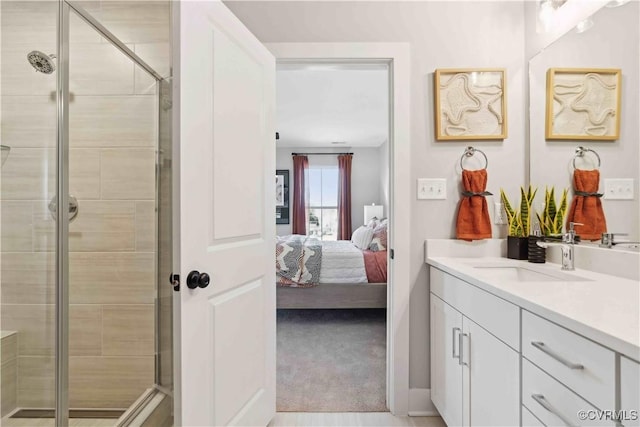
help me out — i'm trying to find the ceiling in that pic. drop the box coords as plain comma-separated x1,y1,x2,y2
276,63,389,148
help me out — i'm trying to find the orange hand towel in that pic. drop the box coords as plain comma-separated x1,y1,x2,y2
456,169,492,241
566,169,607,241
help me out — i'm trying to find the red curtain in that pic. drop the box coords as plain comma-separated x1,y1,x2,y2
292,155,309,235
337,154,353,240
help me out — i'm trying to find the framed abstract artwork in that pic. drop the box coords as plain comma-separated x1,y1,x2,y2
434,68,507,140
275,169,289,224
545,68,621,140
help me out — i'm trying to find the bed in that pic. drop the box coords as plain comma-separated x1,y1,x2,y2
276,235,388,309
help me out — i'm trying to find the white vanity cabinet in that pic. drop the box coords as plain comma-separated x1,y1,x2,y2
621,356,640,427
430,268,520,427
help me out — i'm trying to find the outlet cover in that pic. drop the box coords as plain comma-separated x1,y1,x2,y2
417,178,446,200
604,178,634,200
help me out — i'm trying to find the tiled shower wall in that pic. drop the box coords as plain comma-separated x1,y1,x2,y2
0,1,170,410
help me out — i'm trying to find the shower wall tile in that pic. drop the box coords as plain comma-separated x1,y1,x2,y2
69,356,154,409
0,252,54,304
70,96,157,147
69,305,103,357
1,304,54,356
135,201,156,252
102,305,154,356
0,96,56,148
1,357,17,417
98,1,171,44
101,149,156,200
1,201,33,252
1,333,18,364
70,149,102,199
70,44,136,96
33,201,136,252
17,356,54,408
69,252,155,304
0,2,101,46
0,148,55,200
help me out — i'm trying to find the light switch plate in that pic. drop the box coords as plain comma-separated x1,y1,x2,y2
604,178,634,200
417,178,446,200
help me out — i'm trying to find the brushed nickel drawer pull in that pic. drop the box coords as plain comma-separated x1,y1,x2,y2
531,341,584,370
531,394,578,427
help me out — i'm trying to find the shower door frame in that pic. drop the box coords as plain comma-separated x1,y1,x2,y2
55,1,166,425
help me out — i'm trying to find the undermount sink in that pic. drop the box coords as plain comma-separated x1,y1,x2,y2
472,266,588,282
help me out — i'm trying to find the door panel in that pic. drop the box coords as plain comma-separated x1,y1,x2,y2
463,318,519,427
430,294,463,427
177,1,276,426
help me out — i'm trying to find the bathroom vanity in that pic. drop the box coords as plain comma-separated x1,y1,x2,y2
425,239,640,427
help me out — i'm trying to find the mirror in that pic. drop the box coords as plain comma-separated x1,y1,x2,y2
529,2,639,242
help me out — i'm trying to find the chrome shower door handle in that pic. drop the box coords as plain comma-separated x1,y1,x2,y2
48,195,79,222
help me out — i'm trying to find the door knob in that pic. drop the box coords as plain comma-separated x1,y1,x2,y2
187,270,210,289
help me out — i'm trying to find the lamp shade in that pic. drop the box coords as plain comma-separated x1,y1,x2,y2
364,204,384,225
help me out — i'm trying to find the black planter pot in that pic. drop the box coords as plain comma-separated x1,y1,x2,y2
507,236,529,260
527,236,546,263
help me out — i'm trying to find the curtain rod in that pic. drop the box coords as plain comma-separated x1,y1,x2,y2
291,152,353,156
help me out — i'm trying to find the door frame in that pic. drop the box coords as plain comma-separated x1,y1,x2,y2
267,42,411,416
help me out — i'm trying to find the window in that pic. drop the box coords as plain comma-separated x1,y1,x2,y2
308,167,339,241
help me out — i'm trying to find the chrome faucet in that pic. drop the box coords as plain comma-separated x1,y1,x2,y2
600,233,640,249
537,222,583,271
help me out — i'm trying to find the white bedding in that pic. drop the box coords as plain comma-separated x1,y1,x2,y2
319,240,368,283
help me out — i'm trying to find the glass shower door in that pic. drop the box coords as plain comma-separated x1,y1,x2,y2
1,0,58,421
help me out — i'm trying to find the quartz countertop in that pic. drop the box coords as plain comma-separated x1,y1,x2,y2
426,255,640,362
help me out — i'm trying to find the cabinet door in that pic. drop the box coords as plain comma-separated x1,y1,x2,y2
431,294,463,427
621,356,640,427
462,317,519,427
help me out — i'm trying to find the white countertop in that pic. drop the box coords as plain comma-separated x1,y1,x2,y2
426,255,640,362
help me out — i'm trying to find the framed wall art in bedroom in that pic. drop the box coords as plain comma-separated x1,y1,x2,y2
545,68,621,141
276,169,290,224
434,68,507,140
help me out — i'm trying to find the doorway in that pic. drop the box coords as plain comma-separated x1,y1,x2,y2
274,61,391,412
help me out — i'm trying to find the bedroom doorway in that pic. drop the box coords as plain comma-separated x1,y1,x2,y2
274,61,391,412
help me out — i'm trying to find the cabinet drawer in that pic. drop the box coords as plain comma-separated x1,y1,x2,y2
522,310,615,410
430,268,519,350
523,358,615,426
522,405,545,427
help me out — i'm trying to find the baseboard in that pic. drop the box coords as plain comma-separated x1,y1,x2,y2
408,388,439,417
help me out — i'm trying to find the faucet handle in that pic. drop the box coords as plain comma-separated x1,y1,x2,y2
600,232,629,247
564,222,584,243
568,222,584,232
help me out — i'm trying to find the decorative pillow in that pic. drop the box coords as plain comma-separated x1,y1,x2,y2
369,220,388,252
366,217,380,228
351,225,375,250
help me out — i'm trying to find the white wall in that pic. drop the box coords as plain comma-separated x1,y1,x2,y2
275,147,385,236
379,139,390,213
227,0,527,390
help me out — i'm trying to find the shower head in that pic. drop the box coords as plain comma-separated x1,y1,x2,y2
27,51,56,74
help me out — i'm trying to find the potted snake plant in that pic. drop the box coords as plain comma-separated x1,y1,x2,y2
500,185,537,260
527,187,569,262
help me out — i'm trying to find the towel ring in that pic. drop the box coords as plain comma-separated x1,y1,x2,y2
572,146,601,170
460,146,488,170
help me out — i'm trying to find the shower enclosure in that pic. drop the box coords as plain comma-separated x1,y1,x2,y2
0,1,173,425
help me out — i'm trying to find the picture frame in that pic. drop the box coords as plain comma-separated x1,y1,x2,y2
434,68,507,140
275,169,289,224
545,68,621,141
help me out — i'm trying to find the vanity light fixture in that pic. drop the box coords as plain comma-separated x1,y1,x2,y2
575,18,594,34
606,0,630,7
538,0,567,32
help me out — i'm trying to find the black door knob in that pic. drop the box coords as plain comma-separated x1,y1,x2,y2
187,270,210,289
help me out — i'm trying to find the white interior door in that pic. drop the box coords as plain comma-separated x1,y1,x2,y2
176,1,276,425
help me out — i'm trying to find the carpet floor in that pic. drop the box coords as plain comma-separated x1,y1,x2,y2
276,309,387,412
